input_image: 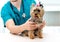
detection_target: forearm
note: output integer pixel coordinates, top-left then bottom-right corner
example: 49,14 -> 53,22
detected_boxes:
5,19 -> 26,34
7,25 -> 25,34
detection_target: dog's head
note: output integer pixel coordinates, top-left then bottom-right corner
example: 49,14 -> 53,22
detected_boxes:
30,3 -> 44,19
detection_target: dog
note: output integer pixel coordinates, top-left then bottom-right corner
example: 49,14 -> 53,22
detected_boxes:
20,3 -> 44,39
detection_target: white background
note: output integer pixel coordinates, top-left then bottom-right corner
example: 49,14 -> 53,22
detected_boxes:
35,0 -> 60,5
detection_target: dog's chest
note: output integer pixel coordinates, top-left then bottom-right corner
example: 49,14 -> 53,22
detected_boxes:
31,17 -> 43,24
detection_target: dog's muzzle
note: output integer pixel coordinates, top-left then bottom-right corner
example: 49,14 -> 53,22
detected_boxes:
34,9 -> 41,18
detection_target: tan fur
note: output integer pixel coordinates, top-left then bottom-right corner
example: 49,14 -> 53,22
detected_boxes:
29,4 -> 44,39
20,4 -> 44,39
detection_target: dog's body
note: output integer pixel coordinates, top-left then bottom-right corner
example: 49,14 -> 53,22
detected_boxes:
20,3 -> 44,39
28,4 -> 44,39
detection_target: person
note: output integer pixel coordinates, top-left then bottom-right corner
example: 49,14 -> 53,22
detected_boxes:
1,0 -> 45,35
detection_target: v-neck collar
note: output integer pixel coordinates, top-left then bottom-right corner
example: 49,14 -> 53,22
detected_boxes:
10,1 -> 23,15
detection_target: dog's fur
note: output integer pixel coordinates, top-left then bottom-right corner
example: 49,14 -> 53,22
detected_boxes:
20,3 -> 44,39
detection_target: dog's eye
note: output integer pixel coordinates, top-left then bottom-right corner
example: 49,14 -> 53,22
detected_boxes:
12,0 -> 17,2
37,10 -> 40,12
34,10 -> 36,12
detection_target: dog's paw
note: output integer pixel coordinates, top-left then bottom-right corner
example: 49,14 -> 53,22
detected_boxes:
29,33 -> 35,39
28,31 -> 35,39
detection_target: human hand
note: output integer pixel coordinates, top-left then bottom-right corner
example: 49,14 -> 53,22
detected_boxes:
23,20 -> 37,31
37,20 -> 46,29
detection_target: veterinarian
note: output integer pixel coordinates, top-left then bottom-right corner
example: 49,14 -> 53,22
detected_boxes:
1,0 -> 45,34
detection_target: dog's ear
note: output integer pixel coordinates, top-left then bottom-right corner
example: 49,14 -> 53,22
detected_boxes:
40,4 -> 43,8
36,3 -> 43,8
40,9 -> 44,17
38,2 -> 44,8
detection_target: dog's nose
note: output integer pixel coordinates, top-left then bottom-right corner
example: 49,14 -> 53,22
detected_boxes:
35,13 -> 37,15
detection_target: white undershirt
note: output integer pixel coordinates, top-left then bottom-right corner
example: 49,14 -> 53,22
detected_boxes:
10,0 -> 21,12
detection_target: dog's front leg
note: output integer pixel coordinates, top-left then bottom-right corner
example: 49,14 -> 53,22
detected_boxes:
28,30 -> 35,39
36,29 -> 43,38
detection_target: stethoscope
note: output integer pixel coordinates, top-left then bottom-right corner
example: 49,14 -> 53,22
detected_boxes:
22,0 -> 26,18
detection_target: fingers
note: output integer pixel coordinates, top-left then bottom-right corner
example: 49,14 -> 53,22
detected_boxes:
40,20 -> 46,25
42,20 -> 46,25
28,21 -> 36,25
37,20 -> 46,29
29,24 -> 37,30
30,25 -> 37,28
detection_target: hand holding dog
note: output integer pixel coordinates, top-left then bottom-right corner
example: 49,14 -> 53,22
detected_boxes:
23,20 -> 38,31
37,20 -> 45,29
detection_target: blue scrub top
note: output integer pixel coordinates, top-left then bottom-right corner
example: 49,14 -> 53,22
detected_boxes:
1,0 -> 36,26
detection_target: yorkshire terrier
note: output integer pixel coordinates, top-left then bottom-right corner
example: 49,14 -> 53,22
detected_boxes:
20,3 -> 44,39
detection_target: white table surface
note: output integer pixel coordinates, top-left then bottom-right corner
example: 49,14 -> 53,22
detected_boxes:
0,26 -> 60,42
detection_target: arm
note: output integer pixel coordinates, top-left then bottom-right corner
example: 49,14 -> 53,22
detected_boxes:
6,19 -> 25,34
6,19 -> 37,34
